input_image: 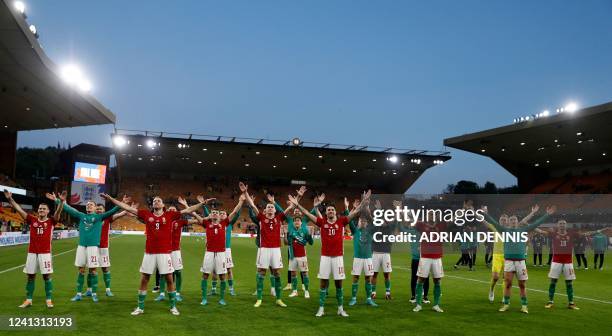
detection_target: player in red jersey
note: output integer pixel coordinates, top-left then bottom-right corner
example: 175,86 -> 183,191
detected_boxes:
289,190 -> 370,317
4,190 -> 64,308
83,204 -> 131,298
413,220 -> 448,313
241,182 -> 294,308
536,220 -> 610,310
153,203 -> 199,303
190,195 -> 243,306
101,193 -> 211,316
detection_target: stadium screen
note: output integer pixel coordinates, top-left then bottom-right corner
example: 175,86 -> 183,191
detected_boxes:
73,162 -> 107,184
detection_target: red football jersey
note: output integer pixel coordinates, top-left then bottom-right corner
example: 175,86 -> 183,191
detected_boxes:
26,214 -> 55,254
416,222 -> 447,259
204,218 -> 229,252
315,216 -> 349,257
171,219 -> 188,251
551,230 -> 580,264
99,218 -> 111,248
138,209 -> 181,254
292,240 -> 306,258
257,212 -> 286,248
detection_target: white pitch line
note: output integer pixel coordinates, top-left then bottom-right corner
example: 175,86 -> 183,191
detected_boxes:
0,236 -> 121,275
394,266 -> 612,305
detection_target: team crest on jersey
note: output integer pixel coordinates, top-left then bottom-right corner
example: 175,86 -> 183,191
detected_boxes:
324,224 -> 329,228
148,217 -> 154,223
33,223 -> 38,228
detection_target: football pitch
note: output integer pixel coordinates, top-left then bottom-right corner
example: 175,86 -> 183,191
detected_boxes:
1,235 -> 611,336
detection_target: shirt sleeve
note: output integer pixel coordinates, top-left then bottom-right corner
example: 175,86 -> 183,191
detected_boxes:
315,217 -> 324,228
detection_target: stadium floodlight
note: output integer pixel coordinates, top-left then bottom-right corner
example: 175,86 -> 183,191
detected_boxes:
520,142 -> 526,146
146,139 -> 157,148
292,137 -> 301,146
61,64 -> 93,92
28,24 -> 38,38
302,166 -> 307,170
113,136 -> 127,147
388,155 -> 398,163
14,1 -> 25,15
542,110 -> 550,117
576,132 -> 582,136
565,102 -> 578,113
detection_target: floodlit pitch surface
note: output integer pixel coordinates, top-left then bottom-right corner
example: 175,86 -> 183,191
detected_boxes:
1,236 -> 611,336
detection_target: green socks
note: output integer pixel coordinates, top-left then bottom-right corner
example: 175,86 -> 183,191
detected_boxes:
520,296 -> 528,305
385,279 -> 391,292
26,279 -> 35,300
76,273 -> 85,293
565,280 -> 574,302
503,296 -> 510,304
548,279 -> 557,301
44,279 -> 53,300
228,279 -> 234,289
274,276 -> 282,299
220,281 -> 226,300
433,282 -> 441,306
256,274 -> 264,300
159,277 -> 166,294
211,280 -> 217,291
168,291 -> 177,308
335,287 -> 344,307
174,270 -> 182,293
201,279 -> 208,300
415,282 -> 423,305
138,290 -> 146,309
365,282 -> 373,299
351,282 -> 358,299
372,284 -> 377,294
87,273 -> 92,289
303,276 -> 309,291
292,277 -> 298,291
319,287 -> 327,307
269,275 -> 275,289
90,273 -> 98,294
103,272 -> 111,289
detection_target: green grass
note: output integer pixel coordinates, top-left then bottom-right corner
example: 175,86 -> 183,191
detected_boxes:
1,235 -> 611,336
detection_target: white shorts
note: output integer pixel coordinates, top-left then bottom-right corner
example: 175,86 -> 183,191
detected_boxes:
139,253 -> 174,275
225,248 -> 234,269
99,248 -> 111,268
318,256 -> 345,280
201,251 -> 227,275
75,246 -> 100,268
372,252 -> 392,273
504,260 -> 528,281
256,247 -> 283,270
548,262 -> 576,280
23,253 -> 53,274
351,258 -> 374,276
288,256 -> 309,272
416,258 -> 444,278
171,250 -> 183,270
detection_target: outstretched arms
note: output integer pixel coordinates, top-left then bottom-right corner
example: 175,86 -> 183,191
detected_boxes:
100,193 -> 138,215
288,195 -> 318,224
4,189 -> 28,219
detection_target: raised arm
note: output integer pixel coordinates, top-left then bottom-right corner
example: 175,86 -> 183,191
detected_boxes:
181,195 -> 214,214
519,205 -> 539,226
4,190 -> 28,219
346,190 -> 371,222
525,206 -> 556,231
243,190 -> 259,216
288,195 -> 318,224
227,196 -> 244,221
52,191 -> 66,221
100,193 -> 138,215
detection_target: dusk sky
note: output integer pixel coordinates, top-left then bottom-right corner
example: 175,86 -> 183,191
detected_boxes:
16,0 -> 612,193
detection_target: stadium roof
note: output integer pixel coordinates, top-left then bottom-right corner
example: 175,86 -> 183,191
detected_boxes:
0,0 -> 115,131
444,101 -> 612,188
112,129 -> 451,193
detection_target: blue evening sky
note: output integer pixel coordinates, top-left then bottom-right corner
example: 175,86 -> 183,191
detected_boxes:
16,0 -> 612,193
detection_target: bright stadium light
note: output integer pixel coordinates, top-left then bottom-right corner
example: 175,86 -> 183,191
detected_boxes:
542,110 -> 550,117
146,139 -> 157,148
61,64 -> 93,93
113,136 -> 127,147
292,137 -> 301,146
565,102 -> 578,113
28,24 -> 38,38
14,1 -> 25,15
388,155 -> 398,163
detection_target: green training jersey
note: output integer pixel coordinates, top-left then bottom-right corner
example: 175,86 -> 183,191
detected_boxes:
58,200 -> 119,247
487,213 -> 549,260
